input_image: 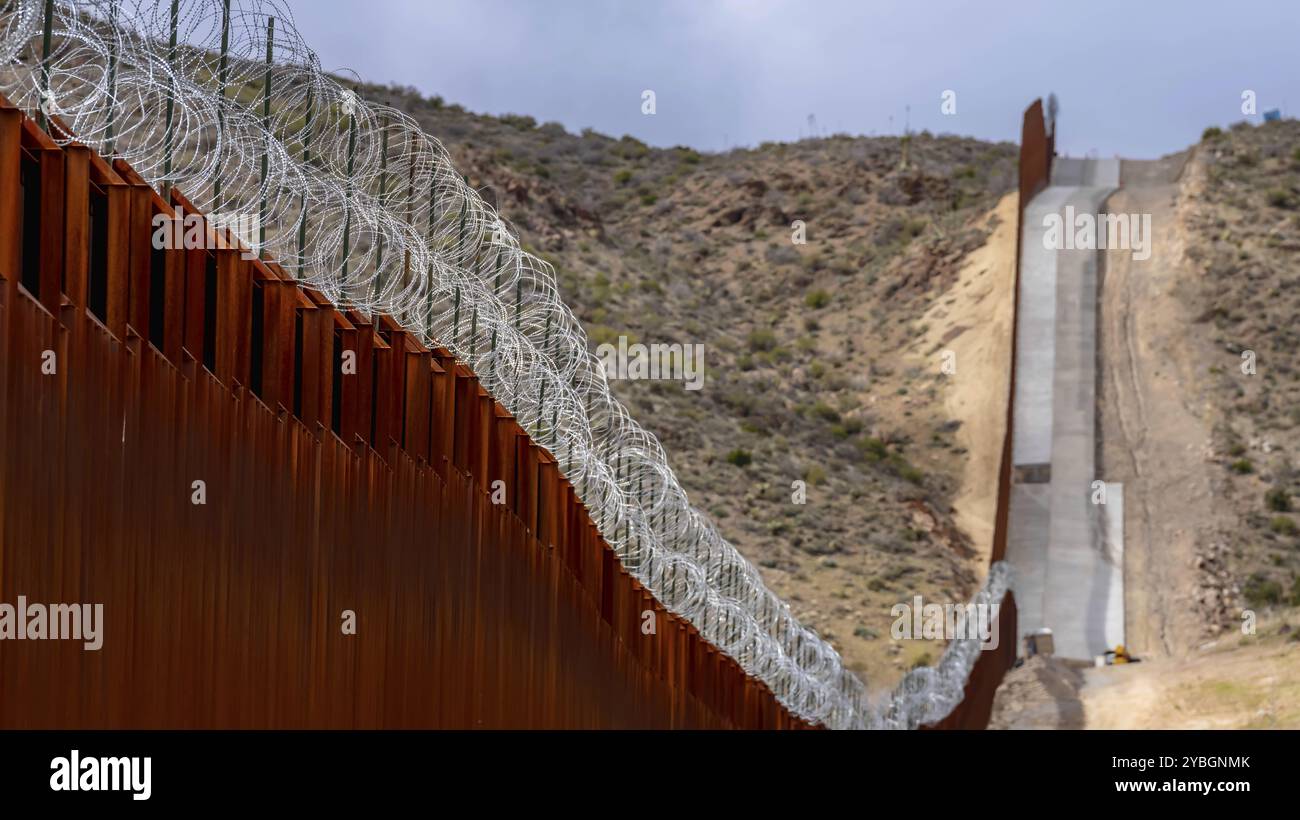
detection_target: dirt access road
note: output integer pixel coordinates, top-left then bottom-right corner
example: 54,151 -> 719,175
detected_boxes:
1097,152 -> 1229,659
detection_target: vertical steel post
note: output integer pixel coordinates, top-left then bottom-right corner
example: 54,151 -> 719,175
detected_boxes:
259,16 -> 274,257
212,0 -> 230,202
105,1 -> 120,154
38,0 -> 54,129
296,84 -> 312,278
162,0 -> 178,194
340,103 -> 357,280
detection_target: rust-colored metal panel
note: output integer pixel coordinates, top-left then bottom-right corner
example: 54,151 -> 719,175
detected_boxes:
62,145 -> 90,310
0,106 -> 21,291
182,244 -> 209,364
403,349 -> 431,459
538,457 -> 558,547
83,151 -> 130,337
159,237 -> 184,362
0,105 -> 811,730
451,368 -> 474,473
489,406 -> 517,516
515,432 -> 539,536
431,349 -> 456,472
338,323 -> 374,445
215,249 -> 251,386
473,388 -> 492,488
260,280 -> 296,411
37,144 -> 65,314
297,304 -> 334,432
373,330 -> 406,452
103,180 -> 131,339
121,172 -> 154,339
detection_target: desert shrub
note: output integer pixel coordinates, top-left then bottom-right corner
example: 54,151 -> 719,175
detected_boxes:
805,289 -> 832,309
1244,573 -> 1283,607
725,448 -> 753,468
890,455 -> 924,484
1266,486 -> 1292,512
1270,516 -> 1297,536
765,346 -> 793,364
860,437 -> 888,461
747,328 -> 777,352
1267,188 -> 1295,209
500,113 -> 537,131
828,418 -> 864,440
721,388 -> 756,416
812,401 -> 840,422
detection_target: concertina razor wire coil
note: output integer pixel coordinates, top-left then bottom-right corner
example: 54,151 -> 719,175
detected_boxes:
0,0 -> 1015,729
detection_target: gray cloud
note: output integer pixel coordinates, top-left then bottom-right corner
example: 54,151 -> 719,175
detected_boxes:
283,0 -> 1300,158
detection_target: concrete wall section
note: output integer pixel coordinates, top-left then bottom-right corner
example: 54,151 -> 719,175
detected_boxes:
1007,158 -> 1125,662
1012,185 -> 1071,468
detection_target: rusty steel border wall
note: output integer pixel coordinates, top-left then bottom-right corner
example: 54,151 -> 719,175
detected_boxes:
922,99 -> 1051,730
0,95 -> 812,729
0,92 -> 1050,731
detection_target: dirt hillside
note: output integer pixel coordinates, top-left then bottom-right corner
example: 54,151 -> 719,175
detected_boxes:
354,80 -> 1020,686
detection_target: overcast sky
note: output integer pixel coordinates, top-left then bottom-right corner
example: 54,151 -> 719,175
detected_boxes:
281,0 -> 1300,159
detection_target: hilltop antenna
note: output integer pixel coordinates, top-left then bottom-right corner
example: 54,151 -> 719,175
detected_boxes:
899,105 -> 912,171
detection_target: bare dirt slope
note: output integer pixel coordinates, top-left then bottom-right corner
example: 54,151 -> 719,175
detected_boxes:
1081,625 -> 1300,729
992,614 -> 1300,729
1102,122 -> 1300,659
918,192 -> 1018,567
988,655 -> 1087,730
1098,151 -> 1226,659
